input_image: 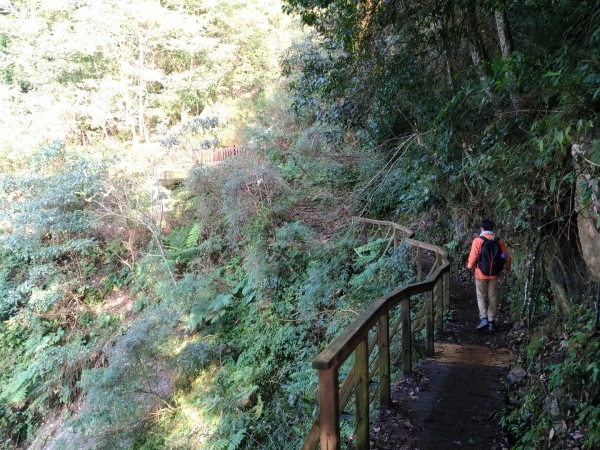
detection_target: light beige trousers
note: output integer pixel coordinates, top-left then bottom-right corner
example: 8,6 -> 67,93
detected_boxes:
475,278 -> 499,321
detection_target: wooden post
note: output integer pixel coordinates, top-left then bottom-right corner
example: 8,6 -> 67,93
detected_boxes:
416,246 -> 422,281
436,278 -> 444,333
355,339 -> 369,450
378,313 -> 390,406
319,368 -> 340,450
444,271 -> 450,316
393,227 -> 398,250
401,297 -> 411,375
425,291 -> 434,357
435,251 -> 442,270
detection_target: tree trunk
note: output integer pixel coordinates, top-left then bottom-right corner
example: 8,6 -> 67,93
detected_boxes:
468,3 -> 493,100
126,93 -> 138,143
138,32 -> 148,143
494,2 -> 520,109
573,123 -> 600,282
470,45 -> 493,100
181,103 -> 188,123
494,4 -> 514,56
544,152 -> 589,313
546,231 -> 587,315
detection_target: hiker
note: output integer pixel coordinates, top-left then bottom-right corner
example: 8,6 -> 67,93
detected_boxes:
467,220 -> 511,331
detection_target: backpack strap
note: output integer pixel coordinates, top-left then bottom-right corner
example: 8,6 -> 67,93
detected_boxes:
479,235 -> 501,242
476,236 -> 487,263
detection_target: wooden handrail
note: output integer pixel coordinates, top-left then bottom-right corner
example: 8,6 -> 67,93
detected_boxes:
301,218 -> 451,450
311,271 -> 445,371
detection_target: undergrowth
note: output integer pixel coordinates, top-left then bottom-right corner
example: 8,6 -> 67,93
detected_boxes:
0,92 -> 422,449
502,290 -> 600,450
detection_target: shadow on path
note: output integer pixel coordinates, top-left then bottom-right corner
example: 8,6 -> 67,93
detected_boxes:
371,274 -> 514,450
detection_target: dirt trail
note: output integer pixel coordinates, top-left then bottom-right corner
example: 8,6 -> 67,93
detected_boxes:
371,274 -> 514,450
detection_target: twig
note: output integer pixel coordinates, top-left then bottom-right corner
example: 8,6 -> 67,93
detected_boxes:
357,134 -> 420,217
277,309 -> 360,323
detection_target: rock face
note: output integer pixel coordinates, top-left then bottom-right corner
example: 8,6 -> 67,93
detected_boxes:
578,199 -> 600,282
573,125 -> 600,282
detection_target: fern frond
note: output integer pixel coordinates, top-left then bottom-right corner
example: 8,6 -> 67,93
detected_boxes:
1,369 -> 35,404
354,237 -> 389,266
228,428 -> 246,450
185,223 -> 201,248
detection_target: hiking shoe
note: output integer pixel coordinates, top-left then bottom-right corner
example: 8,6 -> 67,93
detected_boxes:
476,318 -> 489,330
488,321 -> 496,331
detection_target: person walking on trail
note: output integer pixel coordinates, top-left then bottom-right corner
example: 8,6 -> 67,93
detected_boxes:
467,220 -> 511,331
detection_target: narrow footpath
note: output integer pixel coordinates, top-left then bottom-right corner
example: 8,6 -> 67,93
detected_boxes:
371,273 -> 514,450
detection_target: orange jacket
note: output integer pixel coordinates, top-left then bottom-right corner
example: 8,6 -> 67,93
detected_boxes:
467,232 -> 511,279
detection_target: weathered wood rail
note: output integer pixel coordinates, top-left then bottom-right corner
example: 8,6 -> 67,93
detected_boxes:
167,147 -> 245,166
302,217 -> 450,450
158,147 -> 247,185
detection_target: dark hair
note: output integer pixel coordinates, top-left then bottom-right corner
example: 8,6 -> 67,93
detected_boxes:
480,220 -> 494,231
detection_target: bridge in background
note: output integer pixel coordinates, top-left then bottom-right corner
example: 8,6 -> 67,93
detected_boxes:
159,147 -> 246,184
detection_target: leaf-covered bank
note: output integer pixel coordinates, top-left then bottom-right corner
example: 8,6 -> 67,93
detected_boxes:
0,87 -> 418,448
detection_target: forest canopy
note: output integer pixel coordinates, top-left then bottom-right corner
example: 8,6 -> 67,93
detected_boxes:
0,0 -> 288,157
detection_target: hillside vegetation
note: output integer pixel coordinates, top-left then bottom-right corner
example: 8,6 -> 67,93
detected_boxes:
0,0 -> 599,449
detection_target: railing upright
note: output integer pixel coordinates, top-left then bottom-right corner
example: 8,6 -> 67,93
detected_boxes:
425,290 -> 434,357
436,276 -> 444,333
416,245 -> 422,280
355,339 -> 369,449
401,295 -> 412,375
318,368 -> 339,450
377,312 -> 390,406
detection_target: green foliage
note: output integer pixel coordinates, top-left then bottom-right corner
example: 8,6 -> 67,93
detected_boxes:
0,141 -> 101,262
164,224 -> 202,267
176,340 -> 216,375
281,0 -> 600,237
189,293 -> 234,327
0,142 -> 103,315
0,143 -> 123,447
74,309 -> 178,447
90,121 -> 415,448
503,301 -> 600,449
0,2 -> 323,449
159,116 -> 220,150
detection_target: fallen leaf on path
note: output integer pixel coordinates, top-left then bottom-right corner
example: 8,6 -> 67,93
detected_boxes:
549,428 -> 555,440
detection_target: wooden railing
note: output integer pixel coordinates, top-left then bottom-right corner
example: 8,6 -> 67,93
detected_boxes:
301,217 -> 450,450
167,147 -> 245,165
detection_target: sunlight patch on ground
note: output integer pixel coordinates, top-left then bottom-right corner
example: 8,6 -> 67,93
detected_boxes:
431,342 -> 515,368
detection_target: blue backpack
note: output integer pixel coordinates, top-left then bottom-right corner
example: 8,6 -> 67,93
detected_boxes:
477,236 -> 506,276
